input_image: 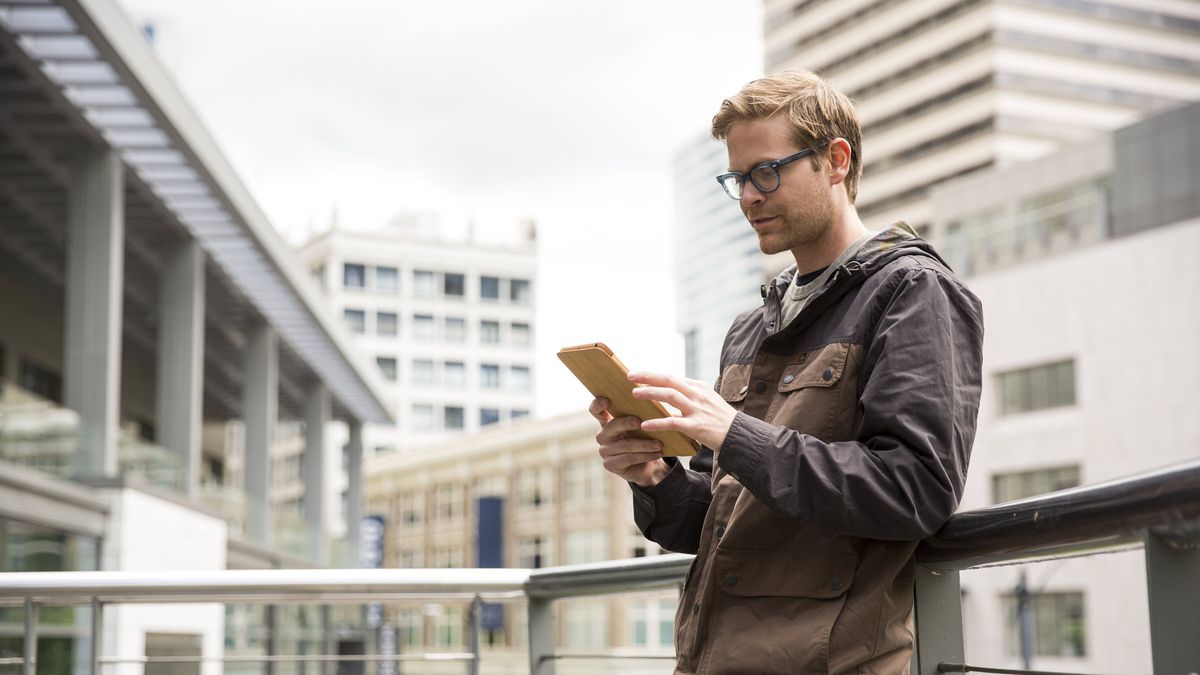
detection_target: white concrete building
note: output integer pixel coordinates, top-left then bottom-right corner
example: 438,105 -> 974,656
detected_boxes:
926,101 -> 1200,673
298,224 -> 538,455
0,0 -> 392,669
764,0 -> 1200,232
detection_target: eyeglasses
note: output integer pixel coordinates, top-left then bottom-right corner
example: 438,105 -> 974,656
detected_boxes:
715,143 -> 827,200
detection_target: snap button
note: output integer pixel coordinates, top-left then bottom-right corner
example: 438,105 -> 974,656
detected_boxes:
822,368 -> 833,381
725,575 -> 738,587
754,380 -> 767,393
715,525 -> 726,538
737,385 -> 749,395
831,578 -> 843,591
782,374 -> 795,384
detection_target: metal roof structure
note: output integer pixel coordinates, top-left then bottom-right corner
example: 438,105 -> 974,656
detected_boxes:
0,0 -> 393,424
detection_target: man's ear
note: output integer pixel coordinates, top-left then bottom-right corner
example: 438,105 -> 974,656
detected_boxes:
828,138 -> 853,187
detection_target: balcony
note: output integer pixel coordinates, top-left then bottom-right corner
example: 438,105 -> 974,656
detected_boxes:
1,458 -> 1198,674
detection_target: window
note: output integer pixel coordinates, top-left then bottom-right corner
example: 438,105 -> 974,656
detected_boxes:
343,263 -> 365,289
432,483 -> 464,521
998,360 -> 1076,415
480,320 -> 501,344
480,408 -> 501,426
444,405 -> 464,430
432,546 -> 464,569
563,458 -> 606,505
631,598 -> 677,648
509,365 -> 531,391
397,492 -> 422,526
413,314 -> 435,341
443,361 -> 465,388
432,606 -> 463,649
516,535 -> 555,568
443,272 -> 465,298
376,311 -> 398,336
412,359 -> 434,386
1005,591 -> 1086,658
413,270 -> 436,297
396,607 -> 423,649
396,548 -> 423,568
517,466 -> 555,509
565,529 -> 609,565
510,278 -> 531,304
993,466 -> 1080,503
563,600 -> 608,649
375,265 -> 398,293
480,364 -> 501,389
511,322 -> 531,347
412,404 -> 435,431
480,275 -> 500,300
444,317 -> 466,342
376,356 -> 397,381
18,357 -> 62,403
343,308 -> 366,334
510,409 -> 530,421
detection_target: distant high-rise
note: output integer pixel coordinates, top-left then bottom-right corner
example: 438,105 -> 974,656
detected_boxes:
299,221 -> 538,455
764,0 -> 1200,232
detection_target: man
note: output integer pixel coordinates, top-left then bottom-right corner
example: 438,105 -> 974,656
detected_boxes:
589,70 -> 984,673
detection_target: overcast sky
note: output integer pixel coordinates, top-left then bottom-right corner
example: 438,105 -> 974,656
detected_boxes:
116,0 -> 763,418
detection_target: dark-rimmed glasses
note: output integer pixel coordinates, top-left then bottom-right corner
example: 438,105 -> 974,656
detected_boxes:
715,143 -> 827,200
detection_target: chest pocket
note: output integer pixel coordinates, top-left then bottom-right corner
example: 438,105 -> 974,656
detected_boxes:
769,342 -> 853,440
717,364 -> 753,410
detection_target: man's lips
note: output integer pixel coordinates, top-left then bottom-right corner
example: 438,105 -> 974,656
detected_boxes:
750,215 -> 777,229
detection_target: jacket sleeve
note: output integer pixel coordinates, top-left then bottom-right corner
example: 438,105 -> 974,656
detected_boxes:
716,264 -> 984,540
629,438 -> 714,555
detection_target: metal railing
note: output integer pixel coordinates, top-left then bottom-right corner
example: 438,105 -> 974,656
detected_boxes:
2,459 -> 1198,675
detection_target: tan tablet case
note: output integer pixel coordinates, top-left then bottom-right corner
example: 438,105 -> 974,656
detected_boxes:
557,342 -> 698,457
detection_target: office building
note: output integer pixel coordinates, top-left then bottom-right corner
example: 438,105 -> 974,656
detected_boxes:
764,0 -> 1200,232
0,0 -> 391,669
926,101 -> 1200,672
298,222 -> 537,455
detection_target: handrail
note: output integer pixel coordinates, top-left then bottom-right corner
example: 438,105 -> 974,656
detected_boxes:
917,457 -> 1200,569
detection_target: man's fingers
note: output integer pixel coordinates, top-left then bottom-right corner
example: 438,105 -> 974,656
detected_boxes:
588,397 -> 612,423
602,451 -> 663,472
631,385 -> 692,413
629,371 -> 690,393
595,416 -> 645,445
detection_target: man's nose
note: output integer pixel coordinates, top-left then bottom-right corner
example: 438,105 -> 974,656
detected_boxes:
740,181 -> 766,208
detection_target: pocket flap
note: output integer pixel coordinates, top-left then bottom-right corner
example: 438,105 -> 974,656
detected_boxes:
778,342 -> 850,392
715,548 -> 855,599
718,364 -> 753,402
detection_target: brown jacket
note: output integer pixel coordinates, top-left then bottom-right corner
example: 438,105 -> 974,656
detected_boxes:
632,224 -> 984,674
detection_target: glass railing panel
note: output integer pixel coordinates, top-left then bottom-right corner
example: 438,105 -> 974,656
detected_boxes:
198,481 -> 249,537
0,378 -> 83,480
116,433 -> 185,492
273,509 -> 307,559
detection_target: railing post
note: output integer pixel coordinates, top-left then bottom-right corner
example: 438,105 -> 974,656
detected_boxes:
467,595 -> 481,675
527,596 -> 555,675
1144,529 -> 1200,673
91,597 -> 102,675
23,598 -> 37,675
913,567 -> 964,675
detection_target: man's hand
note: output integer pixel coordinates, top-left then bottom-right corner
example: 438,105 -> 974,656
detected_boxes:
589,397 -> 670,488
629,372 -> 737,451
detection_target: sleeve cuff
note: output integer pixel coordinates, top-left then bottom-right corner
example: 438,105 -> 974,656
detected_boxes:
717,411 -> 773,486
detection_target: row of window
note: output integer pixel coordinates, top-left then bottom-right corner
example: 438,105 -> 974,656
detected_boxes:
391,458 -> 609,530
374,358 -> 531,391
405,404 -> 530,431
341,263 -> 532,303
345,310 -> 532,346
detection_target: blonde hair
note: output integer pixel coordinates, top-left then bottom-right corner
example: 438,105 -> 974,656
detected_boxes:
711,70 -> 863,203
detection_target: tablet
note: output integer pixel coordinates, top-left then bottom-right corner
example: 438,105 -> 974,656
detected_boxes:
557,342 -> 698,457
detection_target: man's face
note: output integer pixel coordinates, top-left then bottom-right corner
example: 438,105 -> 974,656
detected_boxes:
725,116 -> 834,257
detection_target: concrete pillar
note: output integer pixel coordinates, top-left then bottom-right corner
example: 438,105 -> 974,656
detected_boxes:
346,420 -> 364,568
243,321 -> 277,546
64,148 -> 124,477
303,382 -> 330,565
156,239 -> 206,497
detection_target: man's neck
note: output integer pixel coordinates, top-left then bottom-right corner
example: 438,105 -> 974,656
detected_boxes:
791,207 -> 870,276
